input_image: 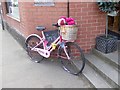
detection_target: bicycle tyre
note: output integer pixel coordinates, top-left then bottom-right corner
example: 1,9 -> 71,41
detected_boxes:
25,35 -> 44,63
58,42 -> 85,75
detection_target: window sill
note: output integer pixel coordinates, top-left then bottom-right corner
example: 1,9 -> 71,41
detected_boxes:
6,14 -> 20,22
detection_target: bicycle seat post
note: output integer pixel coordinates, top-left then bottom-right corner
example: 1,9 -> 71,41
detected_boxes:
42,31 -> 46,39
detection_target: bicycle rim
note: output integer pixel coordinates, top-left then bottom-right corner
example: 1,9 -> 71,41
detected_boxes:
25,36 -> 43,63
58,42 -> 85,75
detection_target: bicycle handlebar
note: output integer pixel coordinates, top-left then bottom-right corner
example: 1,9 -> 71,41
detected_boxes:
52,23 -> 60,27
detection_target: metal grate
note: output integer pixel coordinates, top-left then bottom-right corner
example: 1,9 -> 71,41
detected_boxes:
96,35 -> 118,53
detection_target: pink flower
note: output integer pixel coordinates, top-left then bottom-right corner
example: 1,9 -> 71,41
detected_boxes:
58,16 -> 76,26
67,21 -> 75,25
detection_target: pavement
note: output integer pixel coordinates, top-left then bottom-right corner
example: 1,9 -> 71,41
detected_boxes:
1,24 -> 92,88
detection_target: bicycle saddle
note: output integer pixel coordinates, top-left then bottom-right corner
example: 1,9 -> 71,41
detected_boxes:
36,26 -> 46,31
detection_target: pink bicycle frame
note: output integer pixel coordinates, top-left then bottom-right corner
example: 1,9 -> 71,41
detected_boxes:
26,30 -> 70,59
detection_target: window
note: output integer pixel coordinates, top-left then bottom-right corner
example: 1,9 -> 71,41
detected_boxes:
6,0 -> 20,19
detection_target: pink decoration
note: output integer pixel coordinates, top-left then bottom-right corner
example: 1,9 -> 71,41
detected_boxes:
58,16 -> 76,26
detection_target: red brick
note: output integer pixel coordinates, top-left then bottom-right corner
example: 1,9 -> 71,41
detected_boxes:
87,3 -> 97,8
76,3 -> 88,8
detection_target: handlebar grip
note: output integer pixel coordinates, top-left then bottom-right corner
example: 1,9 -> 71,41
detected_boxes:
52,23 -> 60,27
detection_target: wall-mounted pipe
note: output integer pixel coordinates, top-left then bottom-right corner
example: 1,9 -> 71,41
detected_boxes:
67,0 -> 69,18
0,3 -> 5,30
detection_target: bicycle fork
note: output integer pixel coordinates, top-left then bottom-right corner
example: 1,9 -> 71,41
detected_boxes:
64,47 -> 71,60
58,43 -> 71,60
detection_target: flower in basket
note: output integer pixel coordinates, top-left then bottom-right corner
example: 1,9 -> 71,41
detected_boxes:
58,16 -> 76,26
66,18 -> 76,25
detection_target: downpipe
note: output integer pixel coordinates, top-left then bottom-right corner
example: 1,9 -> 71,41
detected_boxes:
0,6 -> 5,30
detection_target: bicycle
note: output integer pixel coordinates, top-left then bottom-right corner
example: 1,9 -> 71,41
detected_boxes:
25,24 -> 86,75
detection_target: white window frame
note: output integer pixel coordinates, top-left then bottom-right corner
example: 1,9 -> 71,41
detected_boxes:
6,0 -> 20,20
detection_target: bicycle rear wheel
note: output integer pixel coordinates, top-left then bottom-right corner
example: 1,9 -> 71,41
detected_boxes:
25,35 -> 44,63
58,42 -> 85,75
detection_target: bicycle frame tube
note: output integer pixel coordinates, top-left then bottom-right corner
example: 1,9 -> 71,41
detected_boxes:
41,31 -> 47,50
31,40 -> 43,50
33,47 -> 50,58
64,46 -> 71,60
48,36 -> 61,52
31,38 -> 51,58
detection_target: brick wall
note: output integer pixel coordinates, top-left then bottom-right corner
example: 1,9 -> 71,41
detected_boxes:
2,2 -> 68,36
70,2 -> 106,52
19,2 -> 68,37
2,2 -> 106,53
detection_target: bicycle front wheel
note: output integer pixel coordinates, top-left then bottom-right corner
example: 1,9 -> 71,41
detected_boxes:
25,35 -> 44,63
58,42 -> 85,75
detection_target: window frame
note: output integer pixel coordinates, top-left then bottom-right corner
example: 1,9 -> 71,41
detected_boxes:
5,0 -> 20,21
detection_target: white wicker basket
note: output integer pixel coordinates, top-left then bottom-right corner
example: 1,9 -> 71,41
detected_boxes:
59,25 -> 78,41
